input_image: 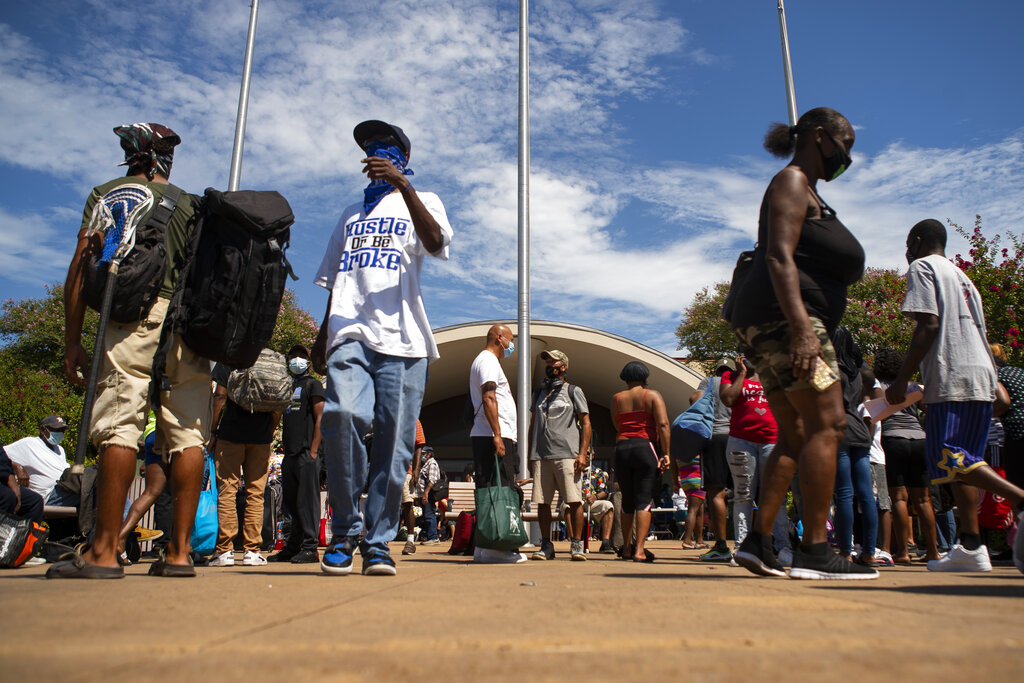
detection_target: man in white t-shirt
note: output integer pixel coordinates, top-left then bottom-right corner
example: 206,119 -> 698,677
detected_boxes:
887,218 -> 1024,574
311,120 -> 453,577
469,324 -> 526,563
5,415 -> 74,505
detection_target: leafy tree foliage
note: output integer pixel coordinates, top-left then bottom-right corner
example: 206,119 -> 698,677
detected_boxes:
674,282 -> 735,362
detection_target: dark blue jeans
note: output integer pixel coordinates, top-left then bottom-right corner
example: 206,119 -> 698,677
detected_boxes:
421,496 -> 438,541
834,444 -> 877,556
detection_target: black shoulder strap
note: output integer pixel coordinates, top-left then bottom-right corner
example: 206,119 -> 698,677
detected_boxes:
149,186 -> 181,233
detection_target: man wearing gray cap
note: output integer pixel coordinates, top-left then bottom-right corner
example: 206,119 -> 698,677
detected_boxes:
312,120 -> 453,577
5,416 -> 74,505
529,350 -> 592,561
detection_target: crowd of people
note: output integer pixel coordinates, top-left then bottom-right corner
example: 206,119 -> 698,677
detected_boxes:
1,110 -> 1021,582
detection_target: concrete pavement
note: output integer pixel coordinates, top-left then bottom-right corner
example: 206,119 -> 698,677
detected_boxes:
2,540 -> 1022,682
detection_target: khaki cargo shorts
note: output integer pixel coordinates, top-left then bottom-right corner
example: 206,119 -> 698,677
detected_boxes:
90,297 -> 212,457
531,458 -> 582,505
732,316 -> 839,395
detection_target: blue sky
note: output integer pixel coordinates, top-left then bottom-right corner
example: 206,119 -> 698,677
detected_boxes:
2,0 -> 1022,354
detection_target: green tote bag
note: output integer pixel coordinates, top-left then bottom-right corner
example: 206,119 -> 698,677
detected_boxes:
473,454 -> 528,551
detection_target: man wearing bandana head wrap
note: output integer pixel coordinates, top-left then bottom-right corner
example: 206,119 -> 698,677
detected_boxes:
49,123 -> 212,579
312,120 -> 454,576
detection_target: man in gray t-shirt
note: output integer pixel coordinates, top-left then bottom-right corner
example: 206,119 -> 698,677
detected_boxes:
528,350 -> 591,561
887,218 -> 1023,574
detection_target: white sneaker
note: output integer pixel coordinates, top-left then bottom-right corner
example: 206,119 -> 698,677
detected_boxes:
23,556 -> 46,566
927,544 -> 991,572
777,547 -> 793,567
243,550 -> 267,566
473,547 -> 527,564
209,551 -> 235,567
1013,511 -> 1024,575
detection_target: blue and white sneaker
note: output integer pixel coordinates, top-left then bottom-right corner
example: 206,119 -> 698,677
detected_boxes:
321,537 -> 356,575
362,550 -> 397,576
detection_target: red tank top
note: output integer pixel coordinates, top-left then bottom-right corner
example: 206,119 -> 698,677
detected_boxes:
615,391 -> 657,441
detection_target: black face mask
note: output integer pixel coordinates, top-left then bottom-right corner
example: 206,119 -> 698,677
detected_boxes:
819,130 -> 852,182
544,365 -> 562,380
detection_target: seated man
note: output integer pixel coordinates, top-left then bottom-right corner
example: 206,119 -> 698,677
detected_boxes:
0,444 -> 44,525
565,463 -> 615,553
4,416 -> 75,506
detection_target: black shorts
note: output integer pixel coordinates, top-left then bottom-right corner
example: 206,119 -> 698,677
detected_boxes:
700,433 -> 731,491
614,438 -> 660,513
882,436 -> 929,489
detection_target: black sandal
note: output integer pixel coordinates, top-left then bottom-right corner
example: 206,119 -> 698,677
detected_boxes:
148,549 -> 196,577
45,544 -> 124,580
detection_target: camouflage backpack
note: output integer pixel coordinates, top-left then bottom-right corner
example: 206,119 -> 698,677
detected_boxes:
226,348 -> 292,413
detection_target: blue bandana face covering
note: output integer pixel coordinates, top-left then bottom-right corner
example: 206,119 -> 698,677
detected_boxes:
363,141 -> 414,215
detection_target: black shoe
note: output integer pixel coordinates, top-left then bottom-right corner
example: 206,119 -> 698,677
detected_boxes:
734,531 -> 786,578
598,539 -> 615,554
531,539 -> 555,561
290,549 -> 319,564
268,549 -> 297,563
790,544 -> 879,580
362,550 -> 397,576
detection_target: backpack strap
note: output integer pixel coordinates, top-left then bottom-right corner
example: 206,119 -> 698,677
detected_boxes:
150,186 -> 181,234
149,192 -> 201,409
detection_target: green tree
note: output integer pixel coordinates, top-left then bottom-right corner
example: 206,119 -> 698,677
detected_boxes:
950,216 -> 1023,365
675,282 -> 735,362
268,288 -> 320,355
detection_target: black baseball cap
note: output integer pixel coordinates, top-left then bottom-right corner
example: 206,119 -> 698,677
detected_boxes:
40,415 -> 68,431
353,120 -> 411,159
288,344 -> 310,359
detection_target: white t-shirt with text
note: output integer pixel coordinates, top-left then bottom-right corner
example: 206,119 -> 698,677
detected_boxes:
314,191 -> 452,362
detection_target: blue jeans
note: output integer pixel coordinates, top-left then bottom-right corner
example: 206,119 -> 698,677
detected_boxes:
726,436 -> 791,551
834,444 -> 877,556
421,496 -> 438,541
322,339 -> 428,555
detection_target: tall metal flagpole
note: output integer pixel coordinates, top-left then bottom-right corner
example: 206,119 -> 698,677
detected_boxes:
228,0 -> 260,191
516,0 -> 531,476
777,0 -> 798,126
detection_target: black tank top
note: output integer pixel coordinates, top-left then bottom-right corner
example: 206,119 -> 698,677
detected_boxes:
730,188 -> 864,334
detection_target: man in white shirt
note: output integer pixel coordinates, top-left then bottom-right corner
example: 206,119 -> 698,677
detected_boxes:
312,120 -> 452,577
887,218 -> 1024,573
5,415 -> 74,505
469,324 -> 526,563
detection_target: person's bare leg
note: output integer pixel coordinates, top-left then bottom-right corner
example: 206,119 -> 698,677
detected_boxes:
600,510 -> 613,541
908,487 -> 940,560
683,495 -> 703,544
877,509 -> 892,557
950,481 -> 981,537
706,488 -> 727,547
957,464 -> 1024,509
83,445 -> 138,568
538,504 -> 552,541
621,511 -> 634,552
117,461 -> 169,553
761,384 -> 845,545
890,486 -> 911,561
633,510 -> 652,559
402,502 -> 414,536
569,502 -> 584,541
165,446 -> 203,565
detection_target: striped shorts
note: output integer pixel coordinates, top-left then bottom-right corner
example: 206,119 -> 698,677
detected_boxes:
924,401 -> 993,484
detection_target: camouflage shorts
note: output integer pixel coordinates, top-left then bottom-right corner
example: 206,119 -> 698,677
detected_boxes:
732,317 -> 839,395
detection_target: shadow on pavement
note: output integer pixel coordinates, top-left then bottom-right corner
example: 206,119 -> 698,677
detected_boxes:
812,583 -> 1024,598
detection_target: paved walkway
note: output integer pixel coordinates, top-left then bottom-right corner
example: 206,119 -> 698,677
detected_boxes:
2,540 -> 1022,682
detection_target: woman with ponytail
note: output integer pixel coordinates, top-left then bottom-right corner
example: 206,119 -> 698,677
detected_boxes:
728,108 -> 875,580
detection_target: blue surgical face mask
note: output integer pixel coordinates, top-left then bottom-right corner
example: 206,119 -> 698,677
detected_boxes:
46,431 -> 65,447
503,340 -> 515,359
288,358 -> 309,375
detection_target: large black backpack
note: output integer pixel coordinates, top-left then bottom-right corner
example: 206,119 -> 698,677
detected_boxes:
176,188 -> 296,368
